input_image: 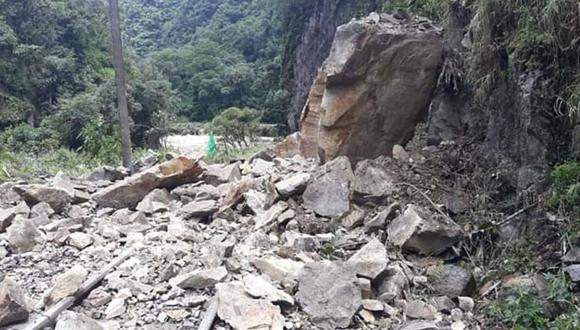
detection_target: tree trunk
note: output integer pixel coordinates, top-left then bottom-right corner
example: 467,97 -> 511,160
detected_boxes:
108,0 -> 133,171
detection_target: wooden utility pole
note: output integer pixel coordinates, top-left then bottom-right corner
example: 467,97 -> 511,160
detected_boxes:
108,0 -> 133,170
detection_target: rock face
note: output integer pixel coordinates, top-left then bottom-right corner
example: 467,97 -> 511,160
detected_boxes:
296,261 -> 362,329
0,278 -> 29,327
284,0 -> 386,130
387,205 -> 463,255
93,157 -> 203,209
284,13 -> 443,163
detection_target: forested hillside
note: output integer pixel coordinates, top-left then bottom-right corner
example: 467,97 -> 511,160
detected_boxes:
123,0 -> 289,123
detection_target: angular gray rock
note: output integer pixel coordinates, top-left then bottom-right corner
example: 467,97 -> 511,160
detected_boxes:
31,201 -> 55,218
181,200 -> 219,219
565,264 -> 580,282
0,278 -> 29,327
254,201 -> 288,229
352,158 -> 398,198
136,188 -> 173,214
203,162 -> 241,186
85,166 -> 129,182
46,265 -> 88,306
347,238 -> 388,280
0,207 -> 17,233
216,281 -> 284,330
275,173 -> 311,197
55,311 -> 104,330
406,300 -> 437,320
252,257 -> 305,282
93,157 -> 203,209
387,204 -> 463,255
428,265 -> 476,298
398,320 -> 439,330
376,265 -> 408,303
6,216 -> 45,253
169,267 -> 227,289
296,261 -> 362,330
303,157 -> 353,218
67,232 -> 93,250
13,184 -> 72,213
242,274 -> 294,305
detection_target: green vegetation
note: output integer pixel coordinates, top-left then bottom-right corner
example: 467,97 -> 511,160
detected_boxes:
211,107 -> 259,151
490,271 -> 580,329
383,0 -> 450,21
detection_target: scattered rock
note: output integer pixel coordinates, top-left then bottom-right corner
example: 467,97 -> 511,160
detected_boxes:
13,184 -> 72,213
6,216 -> 45,253
86,289 -> 112,307
398,320 -> 439,330
0,277 -> 29,327
564,264 -> 580,282
347,238 -> 388,280
428,265 -> 476,298
56,311 -> 105,330
169,267 -> 228,289
296,261 -> 362,330
243,274 -> 294,305
457,296 -> 474,312
47,265 -> 88,306
252,257 -> 304,282
216,281 -> 285,330
406,300 -> 437,320
203,163 -> 241,186
0,207 -> 17,232
341,208 -> 366,230
136,189 -> 173,214
387,204 -> 463,255
393,145 -> 410,163
93,156 -> 203,209
105,297 -> 126,319
376,265 -> 408,303
182,200 -> 219,219
67,232 -> 93,250
430,296 -> 455,314
275,173 -> 311,197
31,201 -> 55,218
303,157 -> 353,217
364,203 -> 399,233
352,158 -> 398,199
254,201 -> 288,229
362,299 -> 384,312
562,247 -> 580,263
85,166 -> 129,182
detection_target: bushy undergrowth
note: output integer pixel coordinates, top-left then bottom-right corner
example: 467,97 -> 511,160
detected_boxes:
490,272 -> 580,329
0,148 -> 98,180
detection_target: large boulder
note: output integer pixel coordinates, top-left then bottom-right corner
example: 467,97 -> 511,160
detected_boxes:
296,261 -> 362,329
0,278 -> 29,327
302,157 -> 354,218
55,311 -> 104,330
93,157 -> 203,209
387,204 -> 463,255
13,185 -> 72,213
280,13 -> 443,163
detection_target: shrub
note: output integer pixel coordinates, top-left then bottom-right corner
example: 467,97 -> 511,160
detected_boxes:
211,107 -> 259,152
77,119 -> 122,166
550,162 -> 580,208
0,123 -> 60,153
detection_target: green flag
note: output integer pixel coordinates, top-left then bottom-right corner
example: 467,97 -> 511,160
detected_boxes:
207,133 -> 218,157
